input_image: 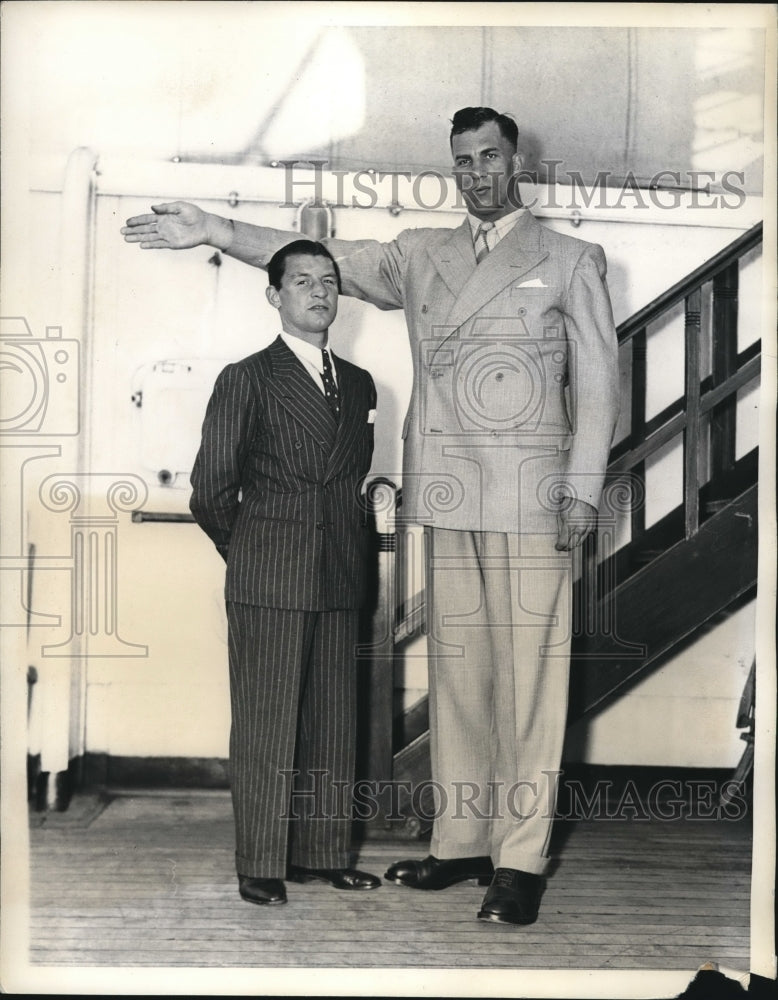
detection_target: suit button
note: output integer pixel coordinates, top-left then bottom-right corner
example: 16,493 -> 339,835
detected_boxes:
316,522 -> 326,530
294,441 -> 302,449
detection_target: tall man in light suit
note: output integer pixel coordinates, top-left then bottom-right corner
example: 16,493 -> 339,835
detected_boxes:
190,240 -> 380,905
124,107 -> 620,924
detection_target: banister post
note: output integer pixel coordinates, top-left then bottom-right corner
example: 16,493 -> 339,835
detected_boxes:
358,478 -> 399,799
629,328 -> 647,545
684,288 -> 702,538
711,261 -> 739,481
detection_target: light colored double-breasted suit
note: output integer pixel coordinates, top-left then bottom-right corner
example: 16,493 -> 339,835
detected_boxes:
227,211 -> 619,874
190,336 -> 376,878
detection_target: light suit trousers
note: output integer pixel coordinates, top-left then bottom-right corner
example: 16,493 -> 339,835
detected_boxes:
426,527 -> 572,876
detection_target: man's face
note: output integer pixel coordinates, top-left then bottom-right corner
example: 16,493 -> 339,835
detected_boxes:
451,122 -> 520,221
266,253 -> 339,343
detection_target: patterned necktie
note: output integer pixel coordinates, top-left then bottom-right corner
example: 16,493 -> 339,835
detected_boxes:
320,348 -> 340,420
474,221 -> 495,264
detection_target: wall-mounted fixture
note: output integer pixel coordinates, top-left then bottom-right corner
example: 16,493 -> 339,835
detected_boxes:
130,358 -> 230,488
295,199 -> 334,240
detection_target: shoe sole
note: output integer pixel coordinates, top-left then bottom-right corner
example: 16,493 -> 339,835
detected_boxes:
385,874 -> 493,889
289,873 -> 380,890
477,909 -> 537,925
239,893 -> 287,906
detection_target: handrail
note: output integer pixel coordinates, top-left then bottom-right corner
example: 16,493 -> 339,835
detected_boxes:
612,223 -> 762,485
608,347 -> 761,477
586,216 -> 764,642
617,222 -> 763,344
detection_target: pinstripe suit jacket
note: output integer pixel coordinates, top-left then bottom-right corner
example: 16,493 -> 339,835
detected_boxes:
229,211 -> 620,534
190,336 -> 376,610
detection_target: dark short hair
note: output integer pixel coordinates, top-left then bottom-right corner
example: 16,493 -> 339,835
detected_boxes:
450,107 -> 519,149
267,240 -> 341,292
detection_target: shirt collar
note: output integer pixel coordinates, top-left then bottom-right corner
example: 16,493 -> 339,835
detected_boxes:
467,206 -> 525,240
280,331 -> 331,371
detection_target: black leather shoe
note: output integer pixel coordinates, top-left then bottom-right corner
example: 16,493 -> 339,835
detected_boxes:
477,868 -> 544,924
384,854 -> 494,890
238,875 -> 287,905
287,864 -> 381,890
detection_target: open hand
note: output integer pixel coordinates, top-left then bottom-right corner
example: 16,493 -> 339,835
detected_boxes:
121,201 -> 212,249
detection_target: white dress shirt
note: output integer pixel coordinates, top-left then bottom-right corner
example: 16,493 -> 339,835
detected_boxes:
280,332 -> 337,394
467,206 -> 526,253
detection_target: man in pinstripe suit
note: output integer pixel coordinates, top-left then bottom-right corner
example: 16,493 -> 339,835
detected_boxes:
190,241 -> 381,905
124,107 -> 620,924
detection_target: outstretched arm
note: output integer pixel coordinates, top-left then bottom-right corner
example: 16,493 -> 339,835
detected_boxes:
122,201 -> 234,250
123,200 -> 412,308
121,201 -> 298,267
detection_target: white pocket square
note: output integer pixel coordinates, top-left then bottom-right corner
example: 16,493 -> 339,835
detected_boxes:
367,409 -> 377,424
515,278 -> 548,288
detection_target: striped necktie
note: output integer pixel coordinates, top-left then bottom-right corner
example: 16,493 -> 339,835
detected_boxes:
321,348 -> 340,420
474,221 -> 495,264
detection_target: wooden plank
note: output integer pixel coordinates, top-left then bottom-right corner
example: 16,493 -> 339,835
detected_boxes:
27,793 -> 751,971
607,411 -> 686,476
699,352 -> 760,415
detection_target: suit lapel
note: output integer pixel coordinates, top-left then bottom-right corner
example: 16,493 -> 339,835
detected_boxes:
426,222 -> 477,299
261,337 -> 338,449
431,212 -> 549,335
324,356 -> 365,482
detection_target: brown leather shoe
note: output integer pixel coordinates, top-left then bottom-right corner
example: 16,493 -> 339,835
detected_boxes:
477,868 -> 544,924
384,854 -> 494,889
238,875 -> 287,905
287,864 -> 381,890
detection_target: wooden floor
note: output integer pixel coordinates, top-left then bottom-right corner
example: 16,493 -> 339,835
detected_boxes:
28,790 -> 751,973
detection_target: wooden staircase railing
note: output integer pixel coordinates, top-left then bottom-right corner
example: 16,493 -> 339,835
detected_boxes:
359,222 -> 763,831
568,221 -> 762,712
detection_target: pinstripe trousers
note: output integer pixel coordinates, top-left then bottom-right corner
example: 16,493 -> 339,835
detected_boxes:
426,527 -> 572,876
227,602 -> 358,878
